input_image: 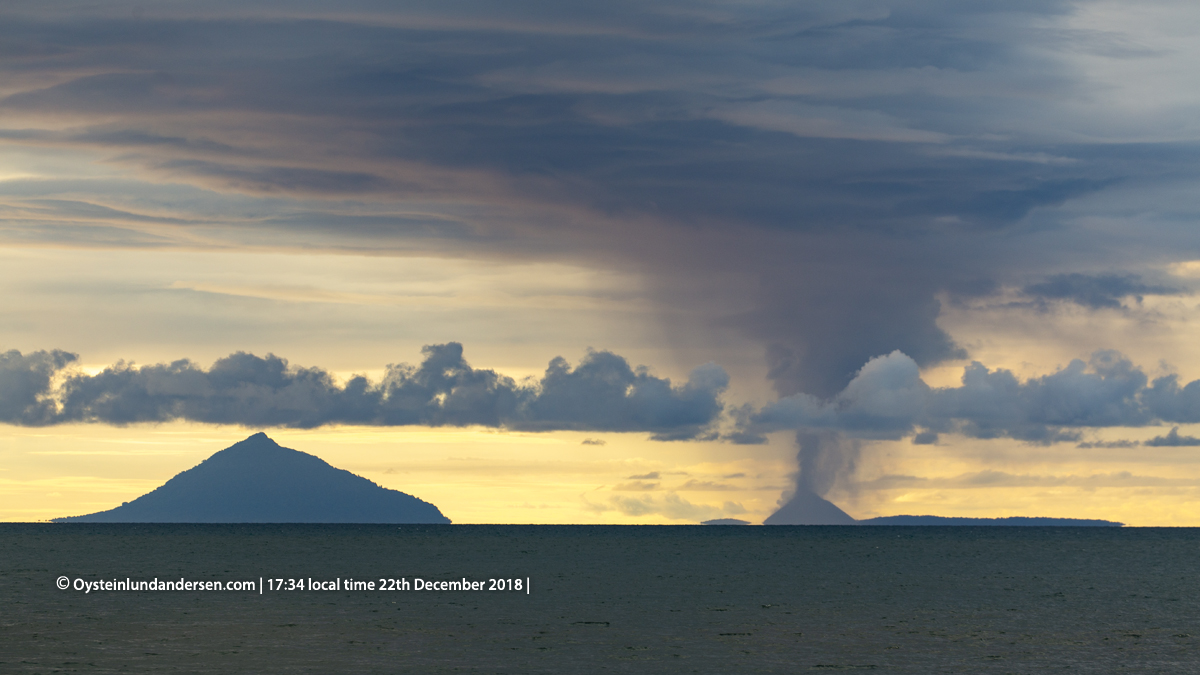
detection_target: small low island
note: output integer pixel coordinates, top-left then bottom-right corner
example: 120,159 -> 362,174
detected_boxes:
857,515 -> 1123,526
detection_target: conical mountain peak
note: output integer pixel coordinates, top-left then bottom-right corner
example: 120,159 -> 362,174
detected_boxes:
763,485 -> 856,525
55,434 -> 450,523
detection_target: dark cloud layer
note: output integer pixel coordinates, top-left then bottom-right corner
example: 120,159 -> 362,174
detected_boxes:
0,344 -> 727,439
4,1 -> 1198,400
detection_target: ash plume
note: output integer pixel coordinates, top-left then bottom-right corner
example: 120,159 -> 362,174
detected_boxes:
4,2 -> 1197,402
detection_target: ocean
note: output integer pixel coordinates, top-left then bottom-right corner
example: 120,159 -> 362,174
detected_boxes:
3,524 -> 1197,672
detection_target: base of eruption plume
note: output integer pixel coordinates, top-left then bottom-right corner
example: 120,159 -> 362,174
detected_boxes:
762,486 -> 856,525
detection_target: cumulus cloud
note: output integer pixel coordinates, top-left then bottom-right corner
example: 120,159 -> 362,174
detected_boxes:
746,348 -> 1200,510
0,343 -> 727,438
0,349 -> 77,425
520,354 -> 728,438
742,350 -> 1200,444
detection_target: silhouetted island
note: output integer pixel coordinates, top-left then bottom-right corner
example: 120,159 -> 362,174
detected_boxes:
762,486 -> 857,525
857,515 -> 1122,527
53,433 -> 450,523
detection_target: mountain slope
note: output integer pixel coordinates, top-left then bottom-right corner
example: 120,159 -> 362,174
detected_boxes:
762,486 -> 857,525
54,433 -> 450,523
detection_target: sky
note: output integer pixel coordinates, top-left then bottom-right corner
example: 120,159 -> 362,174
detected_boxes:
4,0 -> 1200,524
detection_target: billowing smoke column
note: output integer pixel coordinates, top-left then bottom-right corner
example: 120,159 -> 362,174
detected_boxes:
763,432 -> 857,525
793,431 -> 859,498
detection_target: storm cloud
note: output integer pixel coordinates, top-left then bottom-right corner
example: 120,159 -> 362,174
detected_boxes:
0,344 -> 727,438
5,1 -> 1200,400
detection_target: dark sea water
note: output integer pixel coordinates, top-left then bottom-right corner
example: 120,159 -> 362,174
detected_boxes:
3,524 -> 1198,673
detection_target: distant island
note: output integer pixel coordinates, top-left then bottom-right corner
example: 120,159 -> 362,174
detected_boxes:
858,515 -> 1123,527
54,432 -> 450,523
760,486 -> 1123,526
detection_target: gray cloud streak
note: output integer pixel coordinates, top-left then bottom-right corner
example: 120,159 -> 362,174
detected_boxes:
0,343 -> 727,438
857,470 -> 1200,491
1022,273 -> 1180,310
